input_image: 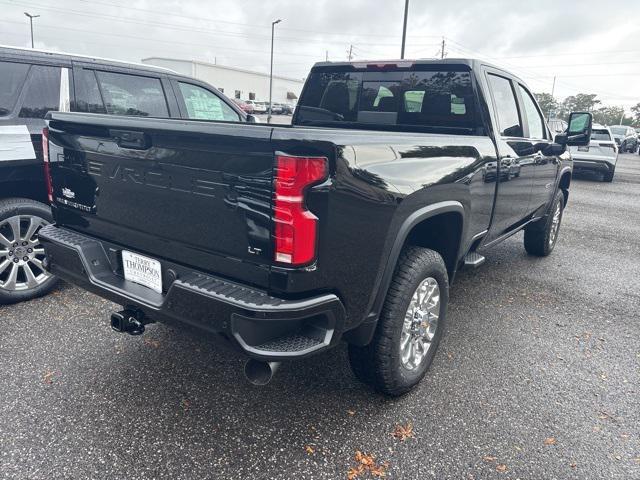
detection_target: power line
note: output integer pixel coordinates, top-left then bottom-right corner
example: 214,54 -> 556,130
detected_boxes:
1,1 -> 440,47
74,0 -> 444,39
444,41 -> 639,102
0,19 -> 327,58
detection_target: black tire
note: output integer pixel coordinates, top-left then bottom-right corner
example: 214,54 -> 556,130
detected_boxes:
524,189 -> 565,257
0,198 -> 58,304
348,247 -> 449,396
603,169 -> 615,182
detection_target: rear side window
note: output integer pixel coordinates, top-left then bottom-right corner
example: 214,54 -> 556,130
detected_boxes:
178,82 -> 240,122
591,129 -> 611,141
0,61 -> 30,116
19,65 -> 61,119
487,74 -> 522,137
518,85 -> 545,139
96,71 -> 168,117
296,68 -> 478,132
74,69 -> 106,114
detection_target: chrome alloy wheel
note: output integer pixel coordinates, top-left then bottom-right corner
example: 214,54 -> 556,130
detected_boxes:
0,215 -> 51,292
549,202 -> 562,248
400,277 -> 440,371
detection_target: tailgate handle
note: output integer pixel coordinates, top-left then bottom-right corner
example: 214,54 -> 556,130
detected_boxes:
110,129 -> 150,150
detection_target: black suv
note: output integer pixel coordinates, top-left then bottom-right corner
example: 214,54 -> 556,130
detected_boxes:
0,45 -> 249,304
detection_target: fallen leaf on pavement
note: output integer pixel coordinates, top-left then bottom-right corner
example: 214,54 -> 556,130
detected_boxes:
348,451 -> 388,479
43,370 -> 55,384
482,456 -> 497,462
570,462 -> 577,468
305,445 -> 315,455
347,410 -> 356,416
496,464 -> 507,473
544,437 -> 557,446
144,338 -> 160,348
391,423 -> 414,441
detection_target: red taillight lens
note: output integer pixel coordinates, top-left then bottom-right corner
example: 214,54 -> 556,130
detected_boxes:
42,127 -> 53,204
274,155 -> 327,265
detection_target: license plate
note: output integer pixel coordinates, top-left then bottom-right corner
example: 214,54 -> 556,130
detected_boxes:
578,146 -> 589,152
122,250 -> 162,293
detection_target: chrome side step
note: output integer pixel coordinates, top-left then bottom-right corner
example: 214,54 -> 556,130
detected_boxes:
464,252 -> 486,268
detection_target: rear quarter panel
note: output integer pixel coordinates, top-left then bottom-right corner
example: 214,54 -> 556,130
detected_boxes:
271,126 -> 498,329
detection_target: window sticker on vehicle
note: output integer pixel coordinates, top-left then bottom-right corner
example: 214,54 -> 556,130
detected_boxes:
451,95 -> 466,115
0,125 -> 36,162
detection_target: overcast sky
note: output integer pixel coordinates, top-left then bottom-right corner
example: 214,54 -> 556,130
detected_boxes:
2,0 -> 639,107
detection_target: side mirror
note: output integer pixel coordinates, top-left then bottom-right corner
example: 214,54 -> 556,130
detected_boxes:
246,114 -> 260,123
556,112 -> 592,147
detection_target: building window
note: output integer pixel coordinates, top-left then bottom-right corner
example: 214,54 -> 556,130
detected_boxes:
235,90 -> 241,99
249,92 -> 256,100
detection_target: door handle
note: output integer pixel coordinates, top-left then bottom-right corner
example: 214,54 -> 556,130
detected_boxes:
109,129 -> 151,150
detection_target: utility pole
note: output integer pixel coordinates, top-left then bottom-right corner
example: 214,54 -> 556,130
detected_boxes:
400,0 -> 409,59
24,12 -> 40,48
347,44 -> 353,62
440,37 -> 446,59
325,50 -> 329,62
268,18 -> 282,124
549,76 -> 556,120
619,109 -> 625,125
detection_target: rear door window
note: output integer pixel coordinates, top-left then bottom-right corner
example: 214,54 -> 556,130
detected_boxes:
0,61 -> 30,116
96,71 -> 168,117
74,69 -> 106,114
487,74 -> 522,137
19,65 -> 61,119
177,82 -> 240,122
296,68 -> 477,131
518,84 -> 546,139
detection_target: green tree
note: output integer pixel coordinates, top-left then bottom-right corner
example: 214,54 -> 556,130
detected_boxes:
631,102 -> 640,125
593,106 -> 626,126
534,92 -> 559,119
559,93 -> 601,119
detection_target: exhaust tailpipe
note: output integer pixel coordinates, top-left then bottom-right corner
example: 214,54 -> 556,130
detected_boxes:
244,359 -> 281,386
111,309 -> 146,335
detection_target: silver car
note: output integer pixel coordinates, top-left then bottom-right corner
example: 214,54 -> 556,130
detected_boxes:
609,125 -> 638,153
570,124 -> 618,182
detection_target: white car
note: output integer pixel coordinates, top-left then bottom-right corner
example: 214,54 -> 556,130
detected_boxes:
570,124 -> 618,182
245,100 -> 267,114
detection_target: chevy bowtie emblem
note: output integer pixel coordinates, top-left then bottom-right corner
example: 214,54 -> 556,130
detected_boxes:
62,187 -> 76,199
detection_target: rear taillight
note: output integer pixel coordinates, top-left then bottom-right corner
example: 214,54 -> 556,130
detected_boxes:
42,127 -> 53,204
273,154 -> 328,265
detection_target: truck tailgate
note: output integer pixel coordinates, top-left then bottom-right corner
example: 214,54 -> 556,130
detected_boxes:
46,113 -> 275,287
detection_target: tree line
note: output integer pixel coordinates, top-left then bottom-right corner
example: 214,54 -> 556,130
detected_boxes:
534,92 -> 640,127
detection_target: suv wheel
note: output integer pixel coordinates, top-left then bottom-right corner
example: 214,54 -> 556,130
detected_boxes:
524,189 -> 565,257
0,198 -> 58,304
348,247 -> 448,396
603,168 -> 615,182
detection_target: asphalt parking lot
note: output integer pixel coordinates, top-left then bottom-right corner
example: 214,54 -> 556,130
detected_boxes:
1,154 -> 639,480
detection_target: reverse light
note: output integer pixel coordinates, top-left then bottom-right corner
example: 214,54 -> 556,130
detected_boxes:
42,127 -> 53,204
273,154 -> 328,265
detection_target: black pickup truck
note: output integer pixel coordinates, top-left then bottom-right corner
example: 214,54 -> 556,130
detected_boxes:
39,59 -> 592,395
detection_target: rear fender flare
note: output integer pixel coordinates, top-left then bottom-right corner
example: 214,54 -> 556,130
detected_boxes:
345,200 -> 465,346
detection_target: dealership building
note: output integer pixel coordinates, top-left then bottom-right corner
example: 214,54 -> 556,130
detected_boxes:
141,57 -> 304,104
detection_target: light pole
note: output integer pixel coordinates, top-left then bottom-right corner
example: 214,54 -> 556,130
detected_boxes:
400,0 -> 409,59
24,12 -> 40,48
268,19 -> 282,124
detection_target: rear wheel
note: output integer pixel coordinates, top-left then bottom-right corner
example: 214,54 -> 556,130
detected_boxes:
0,198 -> 58,304
524,189 -> 564,257
348,247 -> 448,396
603,168 -> 615,182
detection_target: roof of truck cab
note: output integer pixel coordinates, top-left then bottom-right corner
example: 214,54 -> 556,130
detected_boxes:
0,45 -> 175,74
310,58 -> 524,81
